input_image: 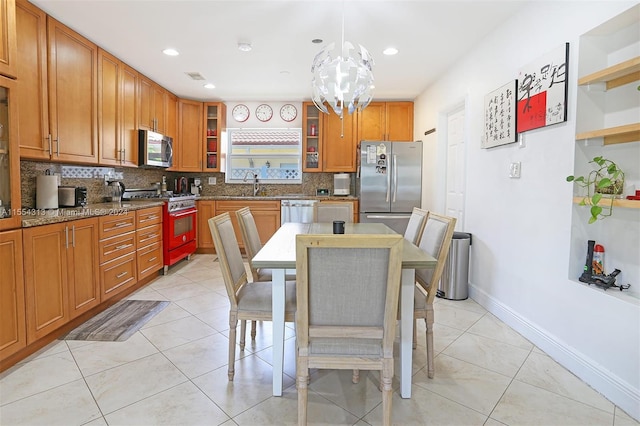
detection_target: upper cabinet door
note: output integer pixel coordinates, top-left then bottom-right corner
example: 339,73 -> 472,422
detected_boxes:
47,17 -> 98,163
16,0 -> 49,160
357,102 -> 385,142
177,98 -> 203,172
323,109 -> 357,172
97,48 -> 119,165
385,102 -> 414,141
120,63 -> 138,167
0,0 -> 17,79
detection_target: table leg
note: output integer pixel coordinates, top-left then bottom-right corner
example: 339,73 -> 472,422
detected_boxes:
272,268 -> 286,396
400,268 -> 414,398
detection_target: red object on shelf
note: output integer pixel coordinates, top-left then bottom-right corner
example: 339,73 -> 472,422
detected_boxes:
310,124 -> 317,136
626,190 -> 640,200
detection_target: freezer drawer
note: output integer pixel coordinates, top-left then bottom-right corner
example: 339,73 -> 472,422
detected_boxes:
359,213 -> 412,235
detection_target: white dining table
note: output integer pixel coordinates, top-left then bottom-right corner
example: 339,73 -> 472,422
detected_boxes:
251,222 -> 436,398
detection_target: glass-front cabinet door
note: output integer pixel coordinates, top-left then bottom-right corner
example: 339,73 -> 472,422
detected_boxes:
0,75 -> 20,231
302,102 -> 323,172
203,102 -> 226,172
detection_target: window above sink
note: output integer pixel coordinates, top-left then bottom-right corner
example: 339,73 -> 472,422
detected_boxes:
225,128 -> 302,184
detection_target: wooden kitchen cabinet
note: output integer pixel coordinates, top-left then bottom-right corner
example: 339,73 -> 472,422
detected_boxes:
166,92 -> 178,141
136,206 -> 163,280
15,0 -> 49,160
215,200 -> 280,251
176,98 -> 203,171
99,211 -> 137,299
302,102 -> 323,172
98,48 -> 138,167
138,75 -> 168,134
357,101 -> 414,142
202,102 -> 225,171
323,109 -> 357,172
0,229 -> 25,360
317,200 -> 359,223
47,16 -> 98,164
0,0 -> 17,79
0,74 -> 21,231
67,218 -> 100,319
196,200 -> 215,251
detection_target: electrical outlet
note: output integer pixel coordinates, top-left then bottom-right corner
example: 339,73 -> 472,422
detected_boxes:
509,162 -> 521,178
208,177 -> 216,185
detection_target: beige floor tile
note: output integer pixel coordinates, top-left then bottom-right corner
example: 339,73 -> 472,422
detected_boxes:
179,267 -> 220,283
364,384 -> 487,425
306,369 -> 387,418
154,281 -> 213,301
0,379 -> 101,426
141,302 -> 191,329
515,351 -> 614,413
149,273 -> 193,290
434,304 -> 484,331
193,354 -> 295,418
83,417 -> 108,425
194,275 -> 228,295
125,286 -> 167,301
141,315 -> 217,350
413,353 -> 511,415
436,297 -> 488,315
467,313 -> 533,350
84,352 -> 187,414
253,335 -> 298,379
163,333 -> 234,379
196,306 -> 233,333
234,387 -> 359,426
104,382 -> 230,425
174,290 -> 230,315
443,332 -> 530,377
15,339 -> 69,365
491,380 -> 614,425
68,332 -> 159,376
0,351 -> 82,405
484,418 -> 508,426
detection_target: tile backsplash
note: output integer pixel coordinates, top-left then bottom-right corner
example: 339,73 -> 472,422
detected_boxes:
20,160 -> 342,208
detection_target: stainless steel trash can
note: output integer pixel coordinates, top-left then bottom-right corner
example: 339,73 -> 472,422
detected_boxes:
437,232 -> 471,300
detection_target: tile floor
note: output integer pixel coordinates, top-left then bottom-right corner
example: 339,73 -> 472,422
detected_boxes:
1,254 -> 637,426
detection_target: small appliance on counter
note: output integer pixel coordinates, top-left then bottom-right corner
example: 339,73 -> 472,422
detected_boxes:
36,169 -> 58,209
58,186 -> 87,207
106,181 -> 125,203
333,173 -> 351,195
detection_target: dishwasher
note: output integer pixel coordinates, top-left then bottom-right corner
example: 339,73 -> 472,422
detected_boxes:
281,199 -> 318,224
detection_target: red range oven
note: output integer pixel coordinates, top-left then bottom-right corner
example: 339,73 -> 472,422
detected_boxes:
162,196 -> 197,274
122,189 -> 198,274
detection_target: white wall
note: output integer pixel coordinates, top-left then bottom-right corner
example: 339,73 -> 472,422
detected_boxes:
413,1 -> 640,419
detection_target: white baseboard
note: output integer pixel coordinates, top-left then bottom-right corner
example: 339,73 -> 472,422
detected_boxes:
469,284 -> 640,421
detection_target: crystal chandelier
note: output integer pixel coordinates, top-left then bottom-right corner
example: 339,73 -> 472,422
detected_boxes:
311,5 -> 375,119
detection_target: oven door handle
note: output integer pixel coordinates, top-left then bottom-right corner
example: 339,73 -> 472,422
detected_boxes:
169,208 -> 197,218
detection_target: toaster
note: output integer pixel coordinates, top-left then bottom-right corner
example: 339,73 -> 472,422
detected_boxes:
58,186 -> 88,207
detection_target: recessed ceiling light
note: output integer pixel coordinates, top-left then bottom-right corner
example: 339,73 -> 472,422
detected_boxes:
238,42 -> 252,52
312,38 -> 323,44
383,47 -> 398,56
162,48 -> 179,56
280,70 -> 291,75
204,83 -> 215,89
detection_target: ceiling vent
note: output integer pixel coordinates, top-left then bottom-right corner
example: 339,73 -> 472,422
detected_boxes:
185,72 -> 206,81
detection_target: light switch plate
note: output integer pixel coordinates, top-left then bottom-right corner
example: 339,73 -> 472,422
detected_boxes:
208,177 -> 216,185
509,162 -> 521,178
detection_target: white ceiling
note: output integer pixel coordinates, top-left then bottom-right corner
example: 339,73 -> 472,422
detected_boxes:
30,0 -> 530,102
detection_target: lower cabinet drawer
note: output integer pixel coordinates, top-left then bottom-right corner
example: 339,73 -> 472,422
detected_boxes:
100,232 -> 136,264
137,242 -> 163,281
100,253 -> 137,299
136,223 -> 162,247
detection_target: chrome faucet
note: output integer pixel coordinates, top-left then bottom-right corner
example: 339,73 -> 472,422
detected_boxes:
243,171 -> 260,196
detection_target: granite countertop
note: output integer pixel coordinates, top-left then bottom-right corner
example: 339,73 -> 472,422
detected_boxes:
20,200 -> 164,228
198,195 -> 359,201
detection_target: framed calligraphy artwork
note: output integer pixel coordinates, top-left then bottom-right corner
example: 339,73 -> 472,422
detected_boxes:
517,43 -> 569,133
483,80 -> 518,148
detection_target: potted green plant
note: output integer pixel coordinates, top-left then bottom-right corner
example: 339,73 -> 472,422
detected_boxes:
566,156 -> 625,224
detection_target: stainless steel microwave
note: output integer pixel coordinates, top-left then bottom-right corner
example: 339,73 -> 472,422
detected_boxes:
139,130 -> 173,168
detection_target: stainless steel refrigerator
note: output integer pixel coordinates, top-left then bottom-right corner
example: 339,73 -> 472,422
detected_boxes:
357,141 -> 422,234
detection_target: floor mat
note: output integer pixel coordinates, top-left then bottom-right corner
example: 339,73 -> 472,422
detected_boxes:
63,300 -> 169,342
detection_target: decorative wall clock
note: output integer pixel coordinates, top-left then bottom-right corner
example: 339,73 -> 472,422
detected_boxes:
279,104 -> 297,122
255,104 -> 273,122
231,104 -> 250,122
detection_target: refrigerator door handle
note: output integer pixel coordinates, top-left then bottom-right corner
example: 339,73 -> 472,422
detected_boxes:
393,154 -> 398,203
364,214 -> 412,219
386,159 -> 391,202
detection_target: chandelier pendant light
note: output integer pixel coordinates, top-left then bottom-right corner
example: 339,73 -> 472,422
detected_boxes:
311,2 -> 375,119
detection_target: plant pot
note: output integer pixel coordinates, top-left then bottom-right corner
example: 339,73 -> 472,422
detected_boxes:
595,179 -> 624,196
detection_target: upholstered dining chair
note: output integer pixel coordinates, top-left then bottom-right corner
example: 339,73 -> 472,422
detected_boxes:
295,233 -> 404,426
313,201 -> 354,223
404,207 -> 429,245
413,212 -> 456,378
208,212 -> 296,381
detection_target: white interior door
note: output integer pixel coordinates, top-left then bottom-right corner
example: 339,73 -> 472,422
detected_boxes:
445,107 -> 466,231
